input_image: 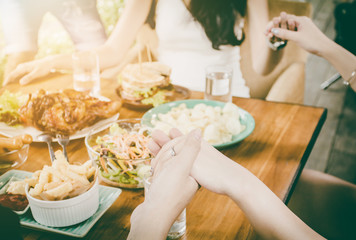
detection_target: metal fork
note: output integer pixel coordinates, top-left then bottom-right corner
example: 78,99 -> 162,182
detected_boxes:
37,133 -> 56,163
57,134 -> 70,162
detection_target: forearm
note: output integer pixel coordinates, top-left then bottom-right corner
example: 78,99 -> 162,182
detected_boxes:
96,0 -> 152,70
248,0 -> 283,75
222,163 -> 325,240
128,202 -> 173,240
320,39 -> 356,90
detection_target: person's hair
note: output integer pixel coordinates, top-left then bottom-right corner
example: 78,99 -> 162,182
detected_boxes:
145,0 -> 247,50
189,0 -> 247,50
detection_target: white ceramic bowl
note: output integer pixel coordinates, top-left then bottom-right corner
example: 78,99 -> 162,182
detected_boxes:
25,178 -> 99,227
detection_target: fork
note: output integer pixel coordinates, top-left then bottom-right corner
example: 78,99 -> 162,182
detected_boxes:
37,133 -> 56,163
57,134 -> 70,162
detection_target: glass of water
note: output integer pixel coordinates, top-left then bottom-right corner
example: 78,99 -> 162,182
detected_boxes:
205,65 -> 232,102
72,51 -> 100,97
143,176 -> 186,239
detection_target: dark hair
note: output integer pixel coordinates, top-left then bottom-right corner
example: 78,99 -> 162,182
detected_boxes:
189,0 -> 247,50
145,0 -> 247,50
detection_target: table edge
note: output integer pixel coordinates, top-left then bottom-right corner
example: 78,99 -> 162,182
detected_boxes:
283,107 -> 328,204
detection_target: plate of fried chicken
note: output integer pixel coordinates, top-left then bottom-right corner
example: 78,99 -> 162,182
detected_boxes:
0,89 -> 122,142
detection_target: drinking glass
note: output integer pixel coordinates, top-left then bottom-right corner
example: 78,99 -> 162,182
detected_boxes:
143,176 -> 186,239
72,51 -> 100,96
205,65 -> 232,102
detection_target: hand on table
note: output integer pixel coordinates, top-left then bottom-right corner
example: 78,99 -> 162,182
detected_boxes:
3,56 -> 55,86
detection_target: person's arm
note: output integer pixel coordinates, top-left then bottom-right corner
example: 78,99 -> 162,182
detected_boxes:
95,0 -> 152,70
268,15 -> 356,92
4,0 -> 152,86
221,159 -> 325,240
247,0 -> 284,75
150,129 -> 325,240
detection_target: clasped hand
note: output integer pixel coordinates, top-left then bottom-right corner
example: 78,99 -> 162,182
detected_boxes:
129,128 -> 239,239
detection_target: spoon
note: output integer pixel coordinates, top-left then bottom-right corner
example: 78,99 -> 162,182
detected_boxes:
37,133 -> 56,162
57,134 -> 70,162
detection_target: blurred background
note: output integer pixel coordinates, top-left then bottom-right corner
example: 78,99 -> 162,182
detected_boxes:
0,0 -> 355,183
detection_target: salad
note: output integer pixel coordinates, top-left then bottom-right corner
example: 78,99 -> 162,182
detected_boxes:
0,90 -> 28,127
89,121 -> 152,188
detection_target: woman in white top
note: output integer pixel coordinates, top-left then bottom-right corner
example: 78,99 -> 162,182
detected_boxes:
5,0 -> 286,97
154,0 -> 250,96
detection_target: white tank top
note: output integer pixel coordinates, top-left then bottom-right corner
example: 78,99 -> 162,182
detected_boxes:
155,0 -> 250,97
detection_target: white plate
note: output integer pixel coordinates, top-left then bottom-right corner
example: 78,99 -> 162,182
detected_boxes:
0,113 -> 120,142
141,99 -> 255,149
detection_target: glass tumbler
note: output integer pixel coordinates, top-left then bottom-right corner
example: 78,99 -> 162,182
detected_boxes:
205,65 -> 233,102
72,51 -> 100,97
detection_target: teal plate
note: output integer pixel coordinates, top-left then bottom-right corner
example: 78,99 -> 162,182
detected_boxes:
141,99 -> 255,149
0,170 -> 122,238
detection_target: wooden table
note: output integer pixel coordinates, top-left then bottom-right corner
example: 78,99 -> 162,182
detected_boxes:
2,76 -> 326,239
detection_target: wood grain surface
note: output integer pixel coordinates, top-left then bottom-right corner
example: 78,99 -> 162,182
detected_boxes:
1,75 -> 326,239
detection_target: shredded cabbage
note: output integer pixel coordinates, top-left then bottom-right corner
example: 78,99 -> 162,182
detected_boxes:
0,90 -> 28,126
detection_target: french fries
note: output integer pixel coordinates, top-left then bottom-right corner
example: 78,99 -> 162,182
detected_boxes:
7,150 -> 97,201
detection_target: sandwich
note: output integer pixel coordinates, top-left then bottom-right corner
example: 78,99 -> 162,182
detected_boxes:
118,62 -> 173,107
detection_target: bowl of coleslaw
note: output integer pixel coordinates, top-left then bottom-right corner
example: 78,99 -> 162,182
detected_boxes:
85,119 -> 153,189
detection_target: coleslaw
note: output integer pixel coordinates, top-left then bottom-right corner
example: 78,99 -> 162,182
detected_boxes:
90,121 -> 152,188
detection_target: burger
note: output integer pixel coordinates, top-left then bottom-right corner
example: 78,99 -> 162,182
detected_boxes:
118,62 -> 173,107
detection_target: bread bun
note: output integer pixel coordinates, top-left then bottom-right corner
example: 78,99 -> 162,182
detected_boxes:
119,62 -> 172,102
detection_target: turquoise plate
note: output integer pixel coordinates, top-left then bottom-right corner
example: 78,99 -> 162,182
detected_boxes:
0,170 -> 122,238
141,99 -> 255,149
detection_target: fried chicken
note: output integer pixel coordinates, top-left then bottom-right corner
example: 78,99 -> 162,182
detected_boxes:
19,89 -> 122,135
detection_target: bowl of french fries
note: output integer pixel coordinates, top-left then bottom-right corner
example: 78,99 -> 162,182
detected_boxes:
0,134 -> 32,174
85,119 -> 153,189
22,151 -> 99,227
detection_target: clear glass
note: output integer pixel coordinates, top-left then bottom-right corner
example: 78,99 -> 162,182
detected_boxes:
205,65 -> 232,102
72,51 -> 100,97
143,176 -> 186,239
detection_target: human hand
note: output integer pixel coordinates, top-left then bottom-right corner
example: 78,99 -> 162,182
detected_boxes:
150,128 -> 238,196
146,129 -> 201,209
129,129 -> 201,239
265,12 -> 297,40
265,11 -> 297,48
3,57 -> 55,86
266,13 -> 332,56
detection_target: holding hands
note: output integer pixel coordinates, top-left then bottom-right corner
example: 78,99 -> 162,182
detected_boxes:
149,128 -> 241,196
129,128 -> 237,239
129,127 -> 324,240
128,129 -> 202,240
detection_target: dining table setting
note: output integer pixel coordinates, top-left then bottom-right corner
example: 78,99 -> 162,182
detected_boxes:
0,72 -> 326,240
